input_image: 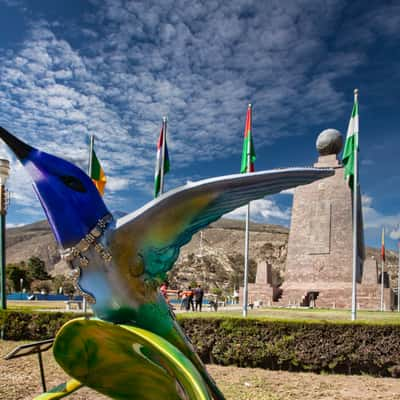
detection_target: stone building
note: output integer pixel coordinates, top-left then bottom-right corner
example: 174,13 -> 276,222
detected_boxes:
243,129 -> 392,310
239,261 -> 275,307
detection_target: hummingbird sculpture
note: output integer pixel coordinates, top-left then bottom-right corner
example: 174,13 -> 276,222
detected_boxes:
0,126 -> 333,400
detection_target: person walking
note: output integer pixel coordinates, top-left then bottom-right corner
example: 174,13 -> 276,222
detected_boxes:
194,284 -> 204,312
159,282 -> 171,307
160,282 -> 168,300
186,286 -> 194,311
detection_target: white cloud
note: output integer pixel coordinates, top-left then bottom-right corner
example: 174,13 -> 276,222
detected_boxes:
390,228 -> 400,241
53,69 -> 73,80
362,194 -> 373,208
6,222 -> 25,228
225,198 -> 290,223
106,176 -> 130,191
1,1 -> 399,225
362,194 -> 400,230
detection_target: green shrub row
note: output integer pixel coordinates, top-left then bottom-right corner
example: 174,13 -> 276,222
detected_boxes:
179,316 -> 400,377
0,310 -> 83,341
2,311 -> 400,377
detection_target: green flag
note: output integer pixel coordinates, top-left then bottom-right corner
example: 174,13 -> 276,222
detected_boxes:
154,125 -> 170,197
342,96 -> 359,189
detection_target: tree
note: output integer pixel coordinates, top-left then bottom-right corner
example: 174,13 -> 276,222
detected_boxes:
190,281 -> 198,288
211,287 -> 223,299
62,282 -> 76,299
31,279 -> 52,294
52,275 -> 66,293
6,263 -> 32,292
6,277 -> 13,294
28,257 -> 51,280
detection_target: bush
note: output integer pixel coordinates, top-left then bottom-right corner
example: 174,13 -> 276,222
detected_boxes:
0,310 -> 83,340
2,311 -> 400,377
178,316 -> 400,377
31,280 -> 53,294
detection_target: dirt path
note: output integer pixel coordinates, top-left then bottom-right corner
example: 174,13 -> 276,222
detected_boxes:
1,340 -> 400,400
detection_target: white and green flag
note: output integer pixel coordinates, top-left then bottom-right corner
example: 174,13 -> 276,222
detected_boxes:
342,96 -> 359,189
154,124 -> 170,197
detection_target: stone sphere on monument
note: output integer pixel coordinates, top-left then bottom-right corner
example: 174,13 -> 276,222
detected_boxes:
316,129 -> 343,155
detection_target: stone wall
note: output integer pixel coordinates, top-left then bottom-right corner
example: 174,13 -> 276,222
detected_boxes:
278,153 -> 392,310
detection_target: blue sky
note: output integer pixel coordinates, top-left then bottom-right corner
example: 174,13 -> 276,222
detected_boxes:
0,0 -> 399,250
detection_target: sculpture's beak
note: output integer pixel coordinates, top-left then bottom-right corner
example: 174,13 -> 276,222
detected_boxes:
0,126 -> 34,161
0,126 -> 109,248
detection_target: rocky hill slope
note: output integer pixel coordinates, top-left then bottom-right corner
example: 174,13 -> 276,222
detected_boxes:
5,219 -> 399,291
169,219 -> 288,291
6,220 -> 61,270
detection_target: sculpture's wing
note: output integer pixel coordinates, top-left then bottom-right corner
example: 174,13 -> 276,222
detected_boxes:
110,168 -> 333,279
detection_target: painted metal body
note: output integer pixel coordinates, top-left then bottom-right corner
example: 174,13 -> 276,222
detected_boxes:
0,126 -> 334,399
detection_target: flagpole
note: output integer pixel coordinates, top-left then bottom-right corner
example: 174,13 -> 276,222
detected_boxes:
243,103 -> 252,318
160,116 -> 167,195
380,228 -> 385,311
380,259 -> 384,311
397,240 -> 400,312
84,134 -> 95,315
243,204 -> 250,317
88,135 -> 94,177
351,89 -> 358,321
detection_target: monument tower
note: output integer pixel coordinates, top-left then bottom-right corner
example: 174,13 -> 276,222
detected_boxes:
280,129 -> 392,309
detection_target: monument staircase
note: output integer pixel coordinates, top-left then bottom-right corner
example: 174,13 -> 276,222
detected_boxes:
278,289 -> 320,307
278,279 -> 392,310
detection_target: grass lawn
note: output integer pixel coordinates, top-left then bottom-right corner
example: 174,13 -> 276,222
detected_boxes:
1,340 -> 400,399
6,300 -> 93,313
7,300 -> 66,310
6,301 -> 400,324
179,306 -> 400,324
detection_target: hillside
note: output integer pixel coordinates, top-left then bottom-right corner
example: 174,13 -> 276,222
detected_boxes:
5,218 -> 399,291
169,219 -> 288,291
6,220 -> 61,270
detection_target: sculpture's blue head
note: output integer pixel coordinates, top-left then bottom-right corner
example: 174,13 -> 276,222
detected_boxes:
0,127 -> 109,249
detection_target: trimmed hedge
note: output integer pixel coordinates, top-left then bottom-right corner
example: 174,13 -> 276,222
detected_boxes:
2,311 -> 400,377
179,316 -> 400,377
0,310 -> 83,341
